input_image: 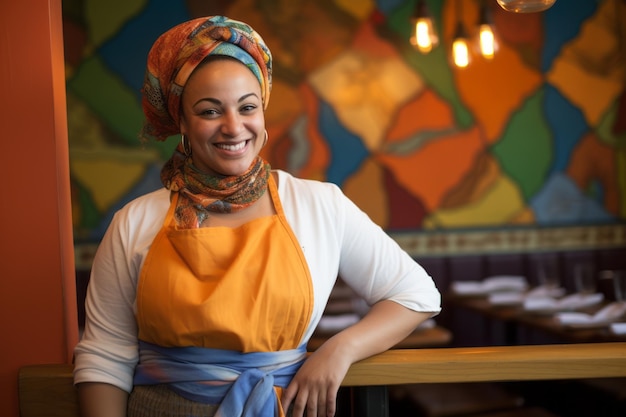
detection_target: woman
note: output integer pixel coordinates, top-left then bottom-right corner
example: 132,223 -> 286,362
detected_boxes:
73,15 -> 441,417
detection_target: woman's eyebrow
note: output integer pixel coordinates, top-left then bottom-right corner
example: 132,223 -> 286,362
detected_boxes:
194,92 -> 259,107
238,93 -> 259,102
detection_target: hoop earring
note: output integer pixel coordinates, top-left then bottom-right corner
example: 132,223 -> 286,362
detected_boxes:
263,130 -> 268,147
181,134 -> 191,156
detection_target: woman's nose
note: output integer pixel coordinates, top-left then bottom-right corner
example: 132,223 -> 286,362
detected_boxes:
221,112 -> 244,136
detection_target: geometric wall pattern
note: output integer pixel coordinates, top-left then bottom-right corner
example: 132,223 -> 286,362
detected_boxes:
63,0 -> 626,244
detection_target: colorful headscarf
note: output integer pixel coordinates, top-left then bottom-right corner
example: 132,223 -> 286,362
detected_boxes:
140,16 -> 272,142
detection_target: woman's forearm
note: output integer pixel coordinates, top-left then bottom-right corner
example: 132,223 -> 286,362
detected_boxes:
322,300 -> 433,364
77,382 -> 129,417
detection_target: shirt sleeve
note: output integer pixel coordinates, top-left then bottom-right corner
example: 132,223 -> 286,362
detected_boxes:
73,189 -> 168,392
333,184 -> 441,314
277,170 -> 441,323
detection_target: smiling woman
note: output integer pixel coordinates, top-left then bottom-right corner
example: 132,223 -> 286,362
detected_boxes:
72,15 -> 441,417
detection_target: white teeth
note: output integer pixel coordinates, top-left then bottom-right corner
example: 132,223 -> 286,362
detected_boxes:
216,141 -> 246,151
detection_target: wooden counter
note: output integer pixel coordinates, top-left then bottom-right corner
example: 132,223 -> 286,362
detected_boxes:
19,342 -> 626,417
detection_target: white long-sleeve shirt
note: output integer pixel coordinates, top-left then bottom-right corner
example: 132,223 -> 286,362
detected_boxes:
74,170 -> 441,392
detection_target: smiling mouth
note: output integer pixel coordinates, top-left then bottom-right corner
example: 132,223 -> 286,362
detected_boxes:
215,140 -> 248,152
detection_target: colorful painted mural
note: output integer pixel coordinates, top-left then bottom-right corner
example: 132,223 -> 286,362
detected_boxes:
62,0 -> 626,243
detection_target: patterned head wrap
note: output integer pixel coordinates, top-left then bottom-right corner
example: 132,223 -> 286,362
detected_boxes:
140,16 -> 272,142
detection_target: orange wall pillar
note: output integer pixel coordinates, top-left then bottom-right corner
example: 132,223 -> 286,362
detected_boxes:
0,1 -> 78,416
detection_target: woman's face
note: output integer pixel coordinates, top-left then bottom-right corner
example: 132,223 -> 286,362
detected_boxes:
180,58 -> 265,176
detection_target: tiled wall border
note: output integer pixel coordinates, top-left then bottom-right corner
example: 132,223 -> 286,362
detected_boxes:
391,225 -> 626,258
75,225 -> 626,269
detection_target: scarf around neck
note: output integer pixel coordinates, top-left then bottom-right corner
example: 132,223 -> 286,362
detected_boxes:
161,145 -> 271,228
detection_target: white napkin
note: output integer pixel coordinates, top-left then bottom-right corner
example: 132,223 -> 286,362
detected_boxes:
555,302 -> 626,326
526,285 -> 566,299
489,292 -> 525,306
318,315 -> 437,333
316,314 -> 359,332
523,296 -> 560,311
452,275 -> 528,296
417,318 -> 436,330
451,281 -> 484,295
610,322 -> 626,335
489,285 -> 567,306
524,292 -> 604,312
559,293 -> 605,310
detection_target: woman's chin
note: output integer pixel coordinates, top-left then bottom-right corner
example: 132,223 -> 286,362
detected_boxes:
212,163 -> 253,177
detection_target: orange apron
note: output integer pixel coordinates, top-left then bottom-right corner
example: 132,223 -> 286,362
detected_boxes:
136,175 -> 313,353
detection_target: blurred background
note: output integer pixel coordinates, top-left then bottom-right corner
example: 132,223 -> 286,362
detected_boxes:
62,0 -> 626,255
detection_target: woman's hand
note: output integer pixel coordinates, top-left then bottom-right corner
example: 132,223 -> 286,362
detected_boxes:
282,300 -> 434,417
281,339 -> 352,417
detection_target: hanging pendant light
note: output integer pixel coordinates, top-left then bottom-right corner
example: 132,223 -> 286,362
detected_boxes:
451,1 -> 470,68
452,21 -> 471,68
478,1 -> 498,59
410,0 -> 439,53
496,0 -> 556,13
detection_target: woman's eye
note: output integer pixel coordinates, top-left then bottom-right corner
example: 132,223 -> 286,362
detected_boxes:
199,108 -> 218,116
240,104 -> 257,113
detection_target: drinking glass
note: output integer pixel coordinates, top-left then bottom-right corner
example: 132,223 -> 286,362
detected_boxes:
537,258 -> 559,289
574,262 -> 596,295
613,270 -> 626,303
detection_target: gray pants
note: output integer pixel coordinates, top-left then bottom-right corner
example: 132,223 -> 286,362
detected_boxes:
127,384 -> 294,416
128,385 -> 219,417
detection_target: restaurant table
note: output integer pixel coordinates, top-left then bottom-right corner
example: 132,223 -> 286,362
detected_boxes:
445,291 -> 626,345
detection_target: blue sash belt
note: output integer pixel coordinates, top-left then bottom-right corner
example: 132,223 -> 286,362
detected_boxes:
134,340 -> 306,417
